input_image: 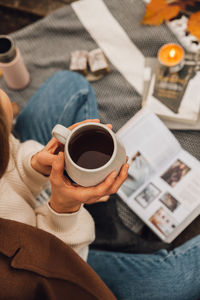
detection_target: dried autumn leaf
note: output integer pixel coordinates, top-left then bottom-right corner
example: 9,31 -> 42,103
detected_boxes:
142,0 -> 180,26
187,11 -> 200,40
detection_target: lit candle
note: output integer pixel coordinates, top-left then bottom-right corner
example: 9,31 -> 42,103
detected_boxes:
158,43 -> 185,73
169,48 -> 176,59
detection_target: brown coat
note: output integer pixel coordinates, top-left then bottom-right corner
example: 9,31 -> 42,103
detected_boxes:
0,217 -> 116,300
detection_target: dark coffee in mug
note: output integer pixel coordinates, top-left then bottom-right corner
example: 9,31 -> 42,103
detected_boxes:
68,129 -> 114,169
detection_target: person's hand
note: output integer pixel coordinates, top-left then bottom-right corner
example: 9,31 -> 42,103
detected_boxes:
31,119 -> 102,176
49,151 -> 129,214
31,137 -> 64,176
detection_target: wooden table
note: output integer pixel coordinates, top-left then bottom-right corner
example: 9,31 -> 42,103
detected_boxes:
0,0 -> 76,34
0,0 -> 75,17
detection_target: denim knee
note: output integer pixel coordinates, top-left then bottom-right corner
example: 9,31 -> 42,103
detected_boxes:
14,69 -> 98,144
48,70 -> 91,92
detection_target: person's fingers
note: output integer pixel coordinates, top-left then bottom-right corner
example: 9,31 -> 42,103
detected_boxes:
70,164 -> 128,204
108,163 -> 129,194
94,195 -> 110,202
69,120 -> 112,131
36,151 -> 56,165
50,152 -> 65,184
43,137 -> 64,154
86,195 -> 110,204
105,124 -> 112,130
98,195 -> 110,202
75,171 -> 117,202
94,171 -> 117,197
44,137 -> 59,150
92,171 -> 118,199
68,119 -> 100,131
85,165 -> 128,201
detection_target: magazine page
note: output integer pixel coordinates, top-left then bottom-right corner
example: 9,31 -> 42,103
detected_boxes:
117,109 -> 181,173
118,146 -> 200,242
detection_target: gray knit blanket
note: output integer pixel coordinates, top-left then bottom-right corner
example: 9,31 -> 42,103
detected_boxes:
1,0 -> 199,160
1,0 -> 200,235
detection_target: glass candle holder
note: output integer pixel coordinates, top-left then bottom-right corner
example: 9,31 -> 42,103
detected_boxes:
158,43 -> 185,73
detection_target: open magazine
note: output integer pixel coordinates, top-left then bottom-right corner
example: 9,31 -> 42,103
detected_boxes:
117,109 -> 200,243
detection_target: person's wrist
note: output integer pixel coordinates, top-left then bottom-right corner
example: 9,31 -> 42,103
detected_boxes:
49,197 -> 81,214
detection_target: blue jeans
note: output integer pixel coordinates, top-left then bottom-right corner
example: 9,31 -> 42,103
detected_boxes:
15,70 -> 99,145
15,71 -> 200,300
88,236 -> 200,300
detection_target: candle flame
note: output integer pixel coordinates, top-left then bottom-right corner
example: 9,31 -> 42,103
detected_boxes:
169,48 -> 176,58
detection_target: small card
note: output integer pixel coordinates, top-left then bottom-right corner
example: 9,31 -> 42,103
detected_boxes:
88,48 -> 110,76
69,50 -> 88,75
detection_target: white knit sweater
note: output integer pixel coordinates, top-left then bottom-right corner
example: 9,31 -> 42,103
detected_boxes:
0,134 -> 95,261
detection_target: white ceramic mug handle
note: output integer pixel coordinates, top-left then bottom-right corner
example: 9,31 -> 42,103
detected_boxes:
52,124 -> 71,144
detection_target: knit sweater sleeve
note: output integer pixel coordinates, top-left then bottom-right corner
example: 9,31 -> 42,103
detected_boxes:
10,135 -> 49,196
35,203 -> 95,261
9,135 -> 95,261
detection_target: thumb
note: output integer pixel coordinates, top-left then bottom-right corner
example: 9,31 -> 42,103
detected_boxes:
50,152 -> 65,180
37,151 -> 56,166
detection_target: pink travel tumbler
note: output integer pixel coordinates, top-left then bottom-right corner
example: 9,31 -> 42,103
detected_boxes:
0,35 -> 30,90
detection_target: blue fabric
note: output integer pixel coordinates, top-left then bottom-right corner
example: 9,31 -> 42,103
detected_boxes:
88,235 -> 200,300
15,70 -> 99,145
14,70 -> 200,300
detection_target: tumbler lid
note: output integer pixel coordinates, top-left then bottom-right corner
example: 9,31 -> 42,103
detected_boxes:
0,36 -> 17,63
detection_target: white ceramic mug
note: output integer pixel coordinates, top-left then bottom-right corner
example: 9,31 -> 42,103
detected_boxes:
52,122 -> 126,187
